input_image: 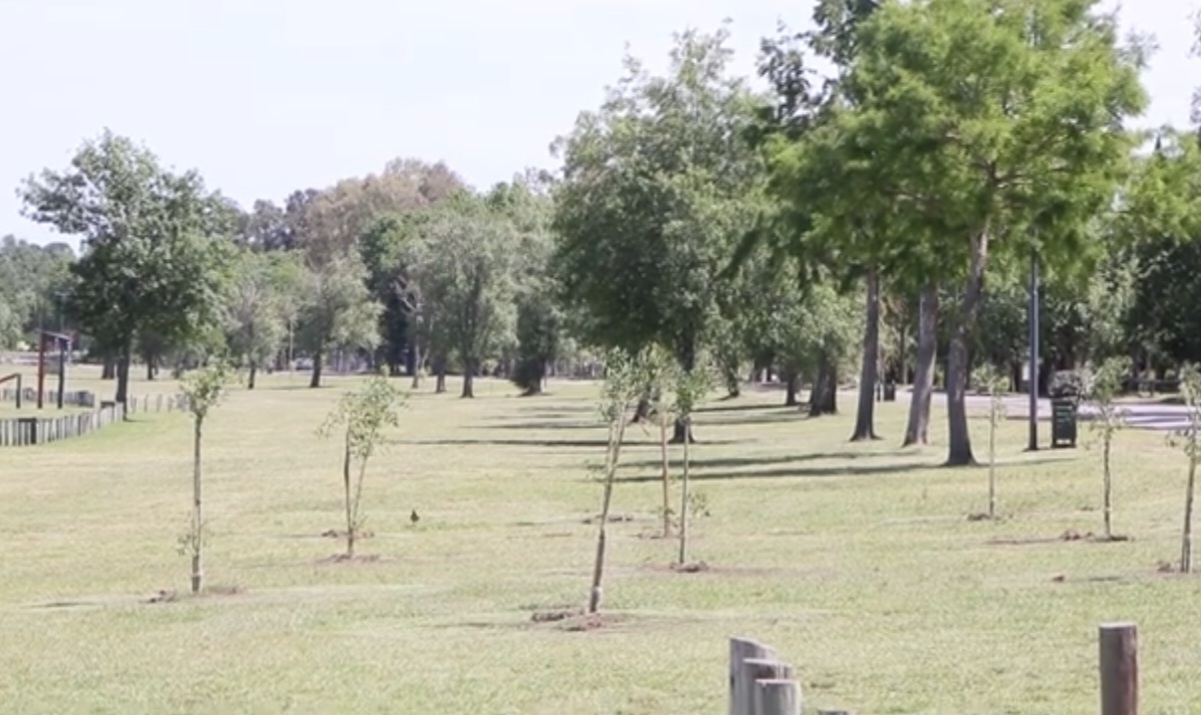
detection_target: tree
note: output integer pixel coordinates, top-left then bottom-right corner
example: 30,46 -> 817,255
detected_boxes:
1083,358 -> 1129,540
588,349 -> 647,614
223,248 -> 288,388
552,25 -> 765,442
179,361 -> 234,594
839,0 -> 1147,465
405,197 -> 518,398
971,364 -> 1007,520
297,253 -> 381,388
18,130 -> 232,406
319,371 -> 405,559
674,360 -> 712,566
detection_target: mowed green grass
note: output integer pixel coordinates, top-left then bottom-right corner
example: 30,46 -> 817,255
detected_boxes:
0,366 -> 1198,714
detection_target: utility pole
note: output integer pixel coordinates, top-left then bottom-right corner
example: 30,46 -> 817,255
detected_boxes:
1027,244 -> 1041,451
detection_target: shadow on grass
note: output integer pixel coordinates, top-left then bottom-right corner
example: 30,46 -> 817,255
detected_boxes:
400,437 -> 741,448
616,455 -> 1071,482
622,451 -> 869,470
483,420 -> 603,431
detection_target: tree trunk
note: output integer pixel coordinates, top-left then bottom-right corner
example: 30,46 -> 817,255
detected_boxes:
102,355 -> 115,380
809,356 -> 838,417
461,361 -> 475,398
784,370 -> 799,407
434,355 -> 447,393
248,361 -> 258,390
670,342 -> 697,444
309,346 -> 324,388
659,417 -> 671,538
677,416 -> 692,566
903,285 -> 939,446
851,268 -> 882,441
115,342 -> 132,408
1103,436 -> 1113,539
145,351 -> 156,381
633,391 -> 652,423
945,234 -> 989,466
343,437 -> 355,559
589,417 -> 630,613
191,417 -> 203,594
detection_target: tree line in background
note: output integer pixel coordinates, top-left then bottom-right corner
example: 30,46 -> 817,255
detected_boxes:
4,0 -> 1201,466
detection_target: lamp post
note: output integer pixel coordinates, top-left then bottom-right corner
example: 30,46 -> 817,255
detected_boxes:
1027,244 -> 1041,451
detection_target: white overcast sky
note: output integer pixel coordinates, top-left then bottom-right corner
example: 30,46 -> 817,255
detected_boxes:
1,0 -> 1195,247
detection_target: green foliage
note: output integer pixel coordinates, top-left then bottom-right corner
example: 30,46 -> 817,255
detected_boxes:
222,248 -> 292,380
18,130 -> 232,400
180,361 -> 236,422
320,371 -> 406,557
321,371 -> 405,464
0,235 -> 74,348
552,25 -> 765,365
297,252 -> 382,386
402,196 -> 519,395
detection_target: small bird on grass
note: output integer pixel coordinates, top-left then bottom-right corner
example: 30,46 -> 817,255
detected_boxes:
410,509 -> 420,525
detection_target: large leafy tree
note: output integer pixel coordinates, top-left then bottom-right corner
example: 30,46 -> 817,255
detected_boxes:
19,130 -> 232,404
298,253 -> 381,388
0,236 -> 75,347
552,26 -> 763,440
837,0 -> 1147,465
222,248 -> 294,388
403,195 -> 519,398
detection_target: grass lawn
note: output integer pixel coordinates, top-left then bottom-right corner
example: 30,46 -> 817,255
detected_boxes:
0,366 -> 1198,714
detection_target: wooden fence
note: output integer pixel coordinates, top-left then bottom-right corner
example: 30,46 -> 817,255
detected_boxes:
0,391 -> 189,447
729,622 -> 1140,715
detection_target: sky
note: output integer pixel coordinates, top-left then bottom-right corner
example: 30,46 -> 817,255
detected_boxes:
1,0 -> 1196,248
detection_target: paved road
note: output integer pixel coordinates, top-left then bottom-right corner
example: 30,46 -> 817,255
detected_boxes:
952,392 -> 1195,432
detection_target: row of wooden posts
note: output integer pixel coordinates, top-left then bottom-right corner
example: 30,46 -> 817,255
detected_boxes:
0,391 -> 189,447
729,622 -> 1140,714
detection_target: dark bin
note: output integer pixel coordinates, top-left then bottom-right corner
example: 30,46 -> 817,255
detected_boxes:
1051,397 -> 1078,448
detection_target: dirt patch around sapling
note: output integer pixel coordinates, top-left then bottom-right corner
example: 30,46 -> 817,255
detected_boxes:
320,529 -> 375,539
144,583 -> 245,605
315,553 -> 384,565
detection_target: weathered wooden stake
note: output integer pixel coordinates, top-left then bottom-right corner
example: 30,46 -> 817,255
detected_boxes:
1100,622 -> 1138,715
740,659 -> 794,715
753,679 -> 800,715
729,638 -> 777,715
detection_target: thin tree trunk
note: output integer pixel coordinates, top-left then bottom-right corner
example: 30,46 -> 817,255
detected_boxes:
851,268 -> 882,441
248,361 -> 258,390
434,355 -> 447,393
343,438 -> 354,558
461,361 -> 475,398
1102,437 -> 1113,538
678,416 -> 692,566
904,286 -> 938,446
633,391 -> 652,423
309,347 -> 324,388
988,403 -> 997,518
191,418 -> 203,594
589,417 -> 629,614
115,342 -> 132,408
102,355 -> 115,380
145,351 -> 155,382
946,234 -> 989,467
1182,437 -> 1197,573
659,417 -> 671,538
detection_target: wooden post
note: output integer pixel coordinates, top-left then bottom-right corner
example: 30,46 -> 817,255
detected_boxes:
730,638 -> 777,715
1100,622 -> 1138,715
740,659 -> 794,715
753,679 -> 800,715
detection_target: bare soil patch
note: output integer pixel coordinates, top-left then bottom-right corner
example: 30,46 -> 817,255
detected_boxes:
320,529 -> 375,539
315,553 -> 384,565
